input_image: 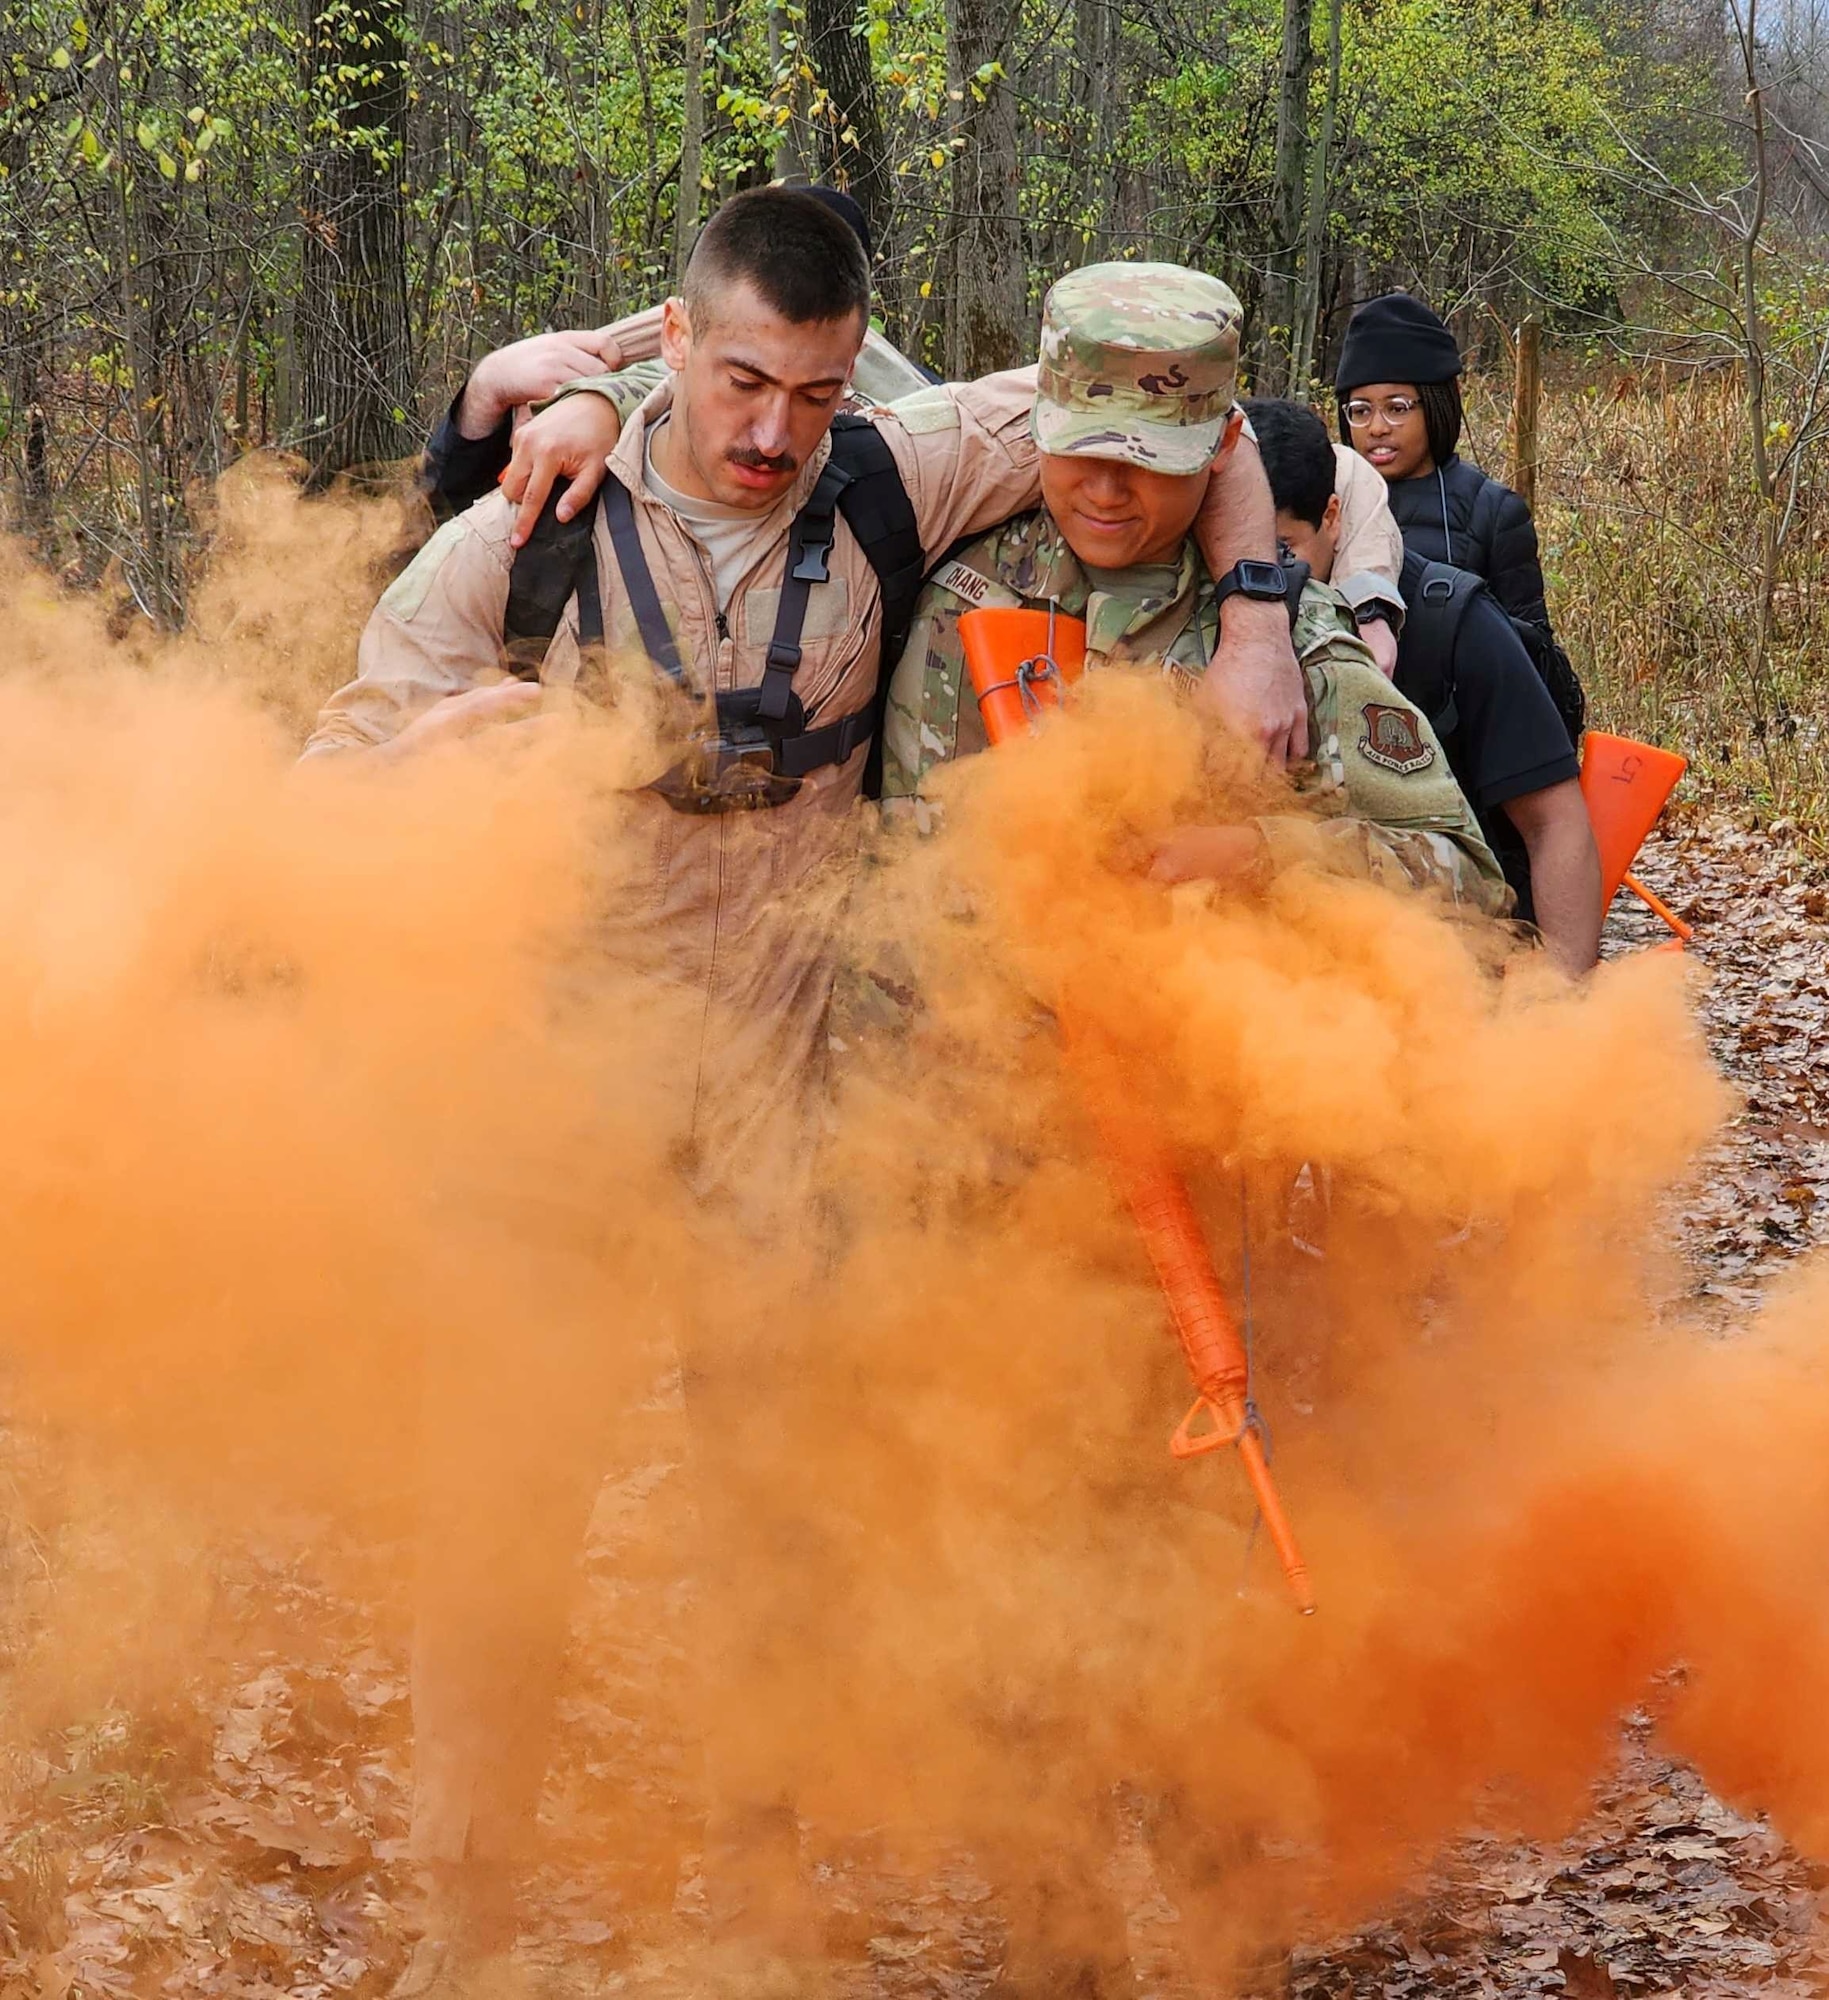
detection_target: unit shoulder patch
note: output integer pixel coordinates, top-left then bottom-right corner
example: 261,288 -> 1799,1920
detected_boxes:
1358,702 -> 1436,774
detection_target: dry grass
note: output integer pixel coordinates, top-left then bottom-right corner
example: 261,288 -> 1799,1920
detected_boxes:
1466,373 -> 1829,840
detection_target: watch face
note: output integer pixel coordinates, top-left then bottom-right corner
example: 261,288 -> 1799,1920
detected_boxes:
1237,559 -> 1288,598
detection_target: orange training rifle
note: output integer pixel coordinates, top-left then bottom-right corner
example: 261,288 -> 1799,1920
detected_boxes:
957,605 -> 1315,1615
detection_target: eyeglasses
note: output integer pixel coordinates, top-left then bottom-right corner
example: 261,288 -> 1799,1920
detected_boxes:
1343,396 -> 1421,428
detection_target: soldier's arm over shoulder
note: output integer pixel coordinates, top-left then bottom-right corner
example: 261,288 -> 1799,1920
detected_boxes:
873,368 -> 1041,562
1330,442 -> 1404,585
546,358 -> 671,425
301,496 -> 518,758
1258,625 -> 1512,915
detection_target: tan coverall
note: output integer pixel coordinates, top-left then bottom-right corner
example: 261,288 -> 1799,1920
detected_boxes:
307,370 -> 1043,1883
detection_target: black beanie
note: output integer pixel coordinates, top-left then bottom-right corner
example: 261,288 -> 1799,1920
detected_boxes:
1335,293 -> 1462,392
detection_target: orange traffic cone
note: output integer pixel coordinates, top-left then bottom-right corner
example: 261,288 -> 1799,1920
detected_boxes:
1579,731 -> 1692,942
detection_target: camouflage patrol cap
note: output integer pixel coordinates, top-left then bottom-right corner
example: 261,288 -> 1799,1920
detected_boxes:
1033,262 -> 1243,475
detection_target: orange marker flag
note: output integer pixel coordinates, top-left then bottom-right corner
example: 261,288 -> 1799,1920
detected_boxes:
1579,732 -> 1691,941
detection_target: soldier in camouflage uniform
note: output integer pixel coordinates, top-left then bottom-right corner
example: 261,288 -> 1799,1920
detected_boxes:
878,262 -> 1512,919
856,267 -> 1509,2000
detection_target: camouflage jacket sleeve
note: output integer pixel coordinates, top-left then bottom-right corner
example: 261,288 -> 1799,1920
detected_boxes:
1257,584 -> 1513,916
549,360 -> 671,424
876,527 -> 1020,822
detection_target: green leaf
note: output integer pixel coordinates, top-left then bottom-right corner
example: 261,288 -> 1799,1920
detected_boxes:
157,149 -> 177,178
49,46 -> 71,68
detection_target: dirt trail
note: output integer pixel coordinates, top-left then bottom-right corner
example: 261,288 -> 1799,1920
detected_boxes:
0,816 -> 1824,1999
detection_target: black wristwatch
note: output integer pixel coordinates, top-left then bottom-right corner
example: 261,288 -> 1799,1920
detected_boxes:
1211,559 -> 1289,611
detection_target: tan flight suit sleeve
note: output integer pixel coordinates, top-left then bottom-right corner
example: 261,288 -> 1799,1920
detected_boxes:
599,303 -> 664,363
873,368 -> 1042,561
1332,441 -> 1404,585
301,496 -> 518,756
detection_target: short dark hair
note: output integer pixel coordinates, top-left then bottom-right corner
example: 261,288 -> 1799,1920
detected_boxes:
1242,397 -> 1336,529
683,187 -> 871,330
1334,376 -> 1463,467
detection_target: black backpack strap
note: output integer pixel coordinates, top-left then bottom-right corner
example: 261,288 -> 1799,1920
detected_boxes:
500,420 -> 922,789
600,472 -> 684,683
828,414 -> 926,669
502,483 -> 602,680
1397,550 -> 1480,738
826,414 -> 925,797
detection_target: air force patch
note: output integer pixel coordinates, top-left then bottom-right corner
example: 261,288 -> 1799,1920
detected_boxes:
1358,702 -> 1436,774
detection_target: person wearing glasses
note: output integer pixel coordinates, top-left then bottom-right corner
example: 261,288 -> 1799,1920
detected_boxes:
1333,293 -> 1555,638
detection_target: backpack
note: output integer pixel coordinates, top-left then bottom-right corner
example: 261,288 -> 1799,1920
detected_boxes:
1396,547 -> 1586,750
501,411 -> 925,800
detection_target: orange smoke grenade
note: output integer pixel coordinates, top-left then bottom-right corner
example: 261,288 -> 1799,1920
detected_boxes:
957,606 -> 1315,1614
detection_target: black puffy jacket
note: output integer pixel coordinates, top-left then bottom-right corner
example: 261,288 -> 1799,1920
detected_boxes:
1385,454 -> 1553,636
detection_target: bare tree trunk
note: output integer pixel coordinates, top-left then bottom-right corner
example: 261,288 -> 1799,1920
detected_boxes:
1729,0 -> 1788,763
945,0 -> 1026,378
768,2 -> 807,182
292,0 -> 415,487
621,0 -> 665,274
1072,0 -> 1117,263
805,0 -> 891,249
674,0 -> 709,282
1290,0 -> 1339,392
1259,0 -> 1314,394
104,58 -> 182,624
1509,317 -> 1541,509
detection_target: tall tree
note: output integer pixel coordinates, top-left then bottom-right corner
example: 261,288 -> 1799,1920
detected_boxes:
1290,0 -> 1341,390
1259,0 -> 1314,394
945,0 -> 1026,378
292,0 -> 415,486
674,0 -> 708,281
805,0 -> 890,250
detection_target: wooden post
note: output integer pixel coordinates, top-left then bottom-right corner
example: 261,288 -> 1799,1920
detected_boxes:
1511,317 -> 1542,509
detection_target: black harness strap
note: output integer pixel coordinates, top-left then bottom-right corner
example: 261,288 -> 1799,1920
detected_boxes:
600,473 -> 684,682
775,704 -> 878,778
760,454 -> 851,723
499,419 -> 923,791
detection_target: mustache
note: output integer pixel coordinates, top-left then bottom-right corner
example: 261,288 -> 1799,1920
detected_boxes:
726,446 -> 797,474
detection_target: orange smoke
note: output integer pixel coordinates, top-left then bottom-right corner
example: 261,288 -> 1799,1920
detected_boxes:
0,484 -> 1822,1988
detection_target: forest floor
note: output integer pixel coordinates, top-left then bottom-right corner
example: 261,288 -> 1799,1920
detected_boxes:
0,811 -> 1825,2000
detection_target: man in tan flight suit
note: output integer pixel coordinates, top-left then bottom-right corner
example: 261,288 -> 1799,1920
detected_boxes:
308,187 -> 1316,1996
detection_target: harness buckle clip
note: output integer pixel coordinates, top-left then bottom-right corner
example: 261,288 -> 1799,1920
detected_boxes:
791,530 -> 834,584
